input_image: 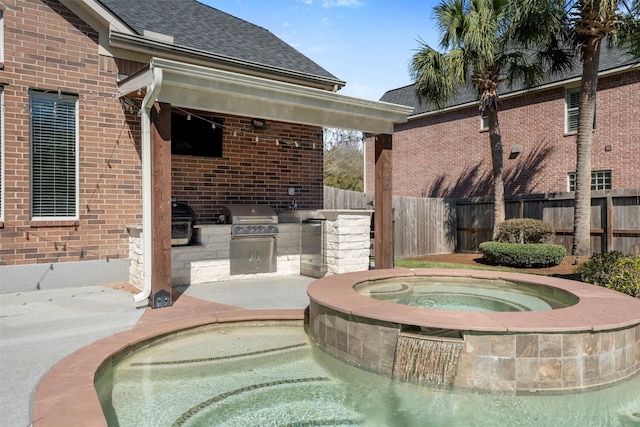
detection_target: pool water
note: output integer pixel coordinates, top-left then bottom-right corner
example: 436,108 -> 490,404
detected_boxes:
97,323 -> 640,427
355,276 -> 578,311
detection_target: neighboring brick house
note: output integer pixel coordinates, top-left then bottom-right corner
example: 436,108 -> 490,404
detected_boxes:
364,46 -> 640,199
0,0 -> 410,293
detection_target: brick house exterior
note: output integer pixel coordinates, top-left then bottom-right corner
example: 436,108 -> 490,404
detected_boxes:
364,49 -> 640,199
0,0 -> 410,292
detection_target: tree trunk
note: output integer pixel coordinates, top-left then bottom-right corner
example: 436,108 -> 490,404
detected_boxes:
487,108 -> 505,239
572,39 -> 601,256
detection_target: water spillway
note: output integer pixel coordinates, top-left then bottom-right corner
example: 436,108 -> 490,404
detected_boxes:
393,332 -> 463,388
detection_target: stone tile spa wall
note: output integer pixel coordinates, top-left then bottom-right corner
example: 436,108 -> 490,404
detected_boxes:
307,269 -> 640,394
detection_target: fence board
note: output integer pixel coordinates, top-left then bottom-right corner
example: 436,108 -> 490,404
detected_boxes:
454,190 -> 639,254
613,195 -> 640,254
324,187 -> 639,257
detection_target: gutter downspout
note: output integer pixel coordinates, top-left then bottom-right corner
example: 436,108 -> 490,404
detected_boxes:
133,65 -> 163,305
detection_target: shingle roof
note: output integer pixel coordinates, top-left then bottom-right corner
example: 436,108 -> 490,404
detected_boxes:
381,44 -> 638,115
96,0 -> 340,83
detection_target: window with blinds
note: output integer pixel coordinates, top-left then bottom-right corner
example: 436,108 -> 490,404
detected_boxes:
565,88 -> 580,133
30,91 -> 78,219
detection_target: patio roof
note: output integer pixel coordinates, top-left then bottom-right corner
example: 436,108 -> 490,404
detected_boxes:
118,57 -> 413,134
119,57 -> 412,306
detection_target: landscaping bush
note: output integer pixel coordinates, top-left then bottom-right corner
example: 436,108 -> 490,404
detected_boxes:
575,252 -> 640,298
495,218 -> 554,244
479,241 -> 566,268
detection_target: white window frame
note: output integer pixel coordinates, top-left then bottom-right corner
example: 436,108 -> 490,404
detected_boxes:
29,90 -> 79,220
567,170 -> 612,192
565,87 -> 580,133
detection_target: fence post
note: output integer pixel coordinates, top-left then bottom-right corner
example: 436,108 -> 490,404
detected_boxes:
606,195 -> 614,253
374,134 -> 393,269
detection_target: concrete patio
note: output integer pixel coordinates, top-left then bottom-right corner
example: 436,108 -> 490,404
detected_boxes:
0,276 -> 314,427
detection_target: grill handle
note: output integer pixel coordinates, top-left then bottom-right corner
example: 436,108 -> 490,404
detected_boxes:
248,250 -> 260,262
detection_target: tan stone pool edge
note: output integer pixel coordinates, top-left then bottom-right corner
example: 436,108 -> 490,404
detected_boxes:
32,294 -> 305,427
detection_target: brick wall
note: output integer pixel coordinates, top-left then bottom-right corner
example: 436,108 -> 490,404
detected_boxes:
170,114 -> 324,223
365,70 -> 640,198
0,0 -> 324,267
0,0 -> 141,266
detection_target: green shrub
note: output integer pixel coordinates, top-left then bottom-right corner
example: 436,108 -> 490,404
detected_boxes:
479,242 -> 566,268
575,252 -> 640,298
495,219 -> 554,244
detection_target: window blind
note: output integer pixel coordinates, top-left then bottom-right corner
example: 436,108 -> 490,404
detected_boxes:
30,91 -> 78,218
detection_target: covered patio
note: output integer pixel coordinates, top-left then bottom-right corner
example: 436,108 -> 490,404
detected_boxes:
117,57 -> 413,307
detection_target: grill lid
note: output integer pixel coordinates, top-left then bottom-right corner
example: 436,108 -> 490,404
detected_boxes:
222,205 -> 278,225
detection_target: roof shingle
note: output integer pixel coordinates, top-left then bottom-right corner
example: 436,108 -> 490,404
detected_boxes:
97,0 -> 340,82
381,44 -> 638,115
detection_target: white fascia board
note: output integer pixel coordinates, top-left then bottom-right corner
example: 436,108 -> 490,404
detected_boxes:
117,66 -> 152,98
60,0 -> 133,34
60,0 -> 134,57
122,57 -> 413,134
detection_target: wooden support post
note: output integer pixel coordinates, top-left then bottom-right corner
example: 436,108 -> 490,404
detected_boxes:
374,134 -> 393,269
606,195 -> 614,253
150,102 -> 172,308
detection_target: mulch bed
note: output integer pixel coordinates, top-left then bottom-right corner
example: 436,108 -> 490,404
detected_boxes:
410,252 -> 587,280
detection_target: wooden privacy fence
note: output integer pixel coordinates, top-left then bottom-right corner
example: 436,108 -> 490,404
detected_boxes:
325,187 -> 640,257
456,189 -> 640,254
324,187 -> 456,258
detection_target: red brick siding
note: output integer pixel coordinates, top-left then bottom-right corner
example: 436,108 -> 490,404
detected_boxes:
0,0 -> 324,267
365,70 -> 640,198
170,114 -> 324,223
1,0 -> 141,266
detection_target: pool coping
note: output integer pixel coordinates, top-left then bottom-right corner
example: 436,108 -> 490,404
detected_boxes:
32,268 -> 640,425
307,268 -> 640,333
31,293 -> 305,427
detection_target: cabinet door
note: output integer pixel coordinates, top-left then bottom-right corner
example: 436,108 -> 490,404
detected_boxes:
252,238 -> 277,273
230,238 -> 277,275
230,239 -> 255,275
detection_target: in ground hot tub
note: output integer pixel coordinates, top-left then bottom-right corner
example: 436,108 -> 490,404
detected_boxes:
307,268 -> 640,393
355,276 -> 579,312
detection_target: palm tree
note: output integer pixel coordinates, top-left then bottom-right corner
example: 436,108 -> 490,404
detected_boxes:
410,0 -> 572,239
514,0 -> 640,256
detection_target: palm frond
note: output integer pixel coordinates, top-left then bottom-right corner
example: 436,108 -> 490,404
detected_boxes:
410,43 -> 465,108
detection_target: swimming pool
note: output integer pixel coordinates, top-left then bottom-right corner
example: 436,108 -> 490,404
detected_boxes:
97,321 -> 640,426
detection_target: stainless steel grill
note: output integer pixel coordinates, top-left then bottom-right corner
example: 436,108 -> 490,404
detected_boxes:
222,205 -> 278,275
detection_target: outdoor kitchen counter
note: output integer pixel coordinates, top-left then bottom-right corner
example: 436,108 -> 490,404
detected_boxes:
128,209 -> 373,287
129,222 -> 302,286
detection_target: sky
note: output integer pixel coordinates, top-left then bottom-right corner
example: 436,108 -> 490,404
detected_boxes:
201,0 -> 442,101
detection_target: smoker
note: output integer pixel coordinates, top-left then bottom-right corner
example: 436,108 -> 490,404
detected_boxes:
171,199 -> 196,246
222,205 -> 278,275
